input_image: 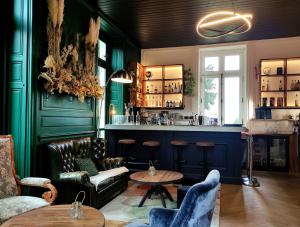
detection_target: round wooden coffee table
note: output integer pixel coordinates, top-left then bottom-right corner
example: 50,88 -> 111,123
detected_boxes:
2,204 -> 105,226
130,170 -> 183,208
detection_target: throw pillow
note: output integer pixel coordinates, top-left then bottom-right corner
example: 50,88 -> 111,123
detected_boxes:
75,158 -> 98,176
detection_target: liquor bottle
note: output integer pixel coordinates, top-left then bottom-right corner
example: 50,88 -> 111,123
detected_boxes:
266,80 -> 270,91
295,94 -> 299,107
146,85 -> 149,93
166,100 -> 169,108
154,86 -> 158,93
179,100 -> 182,107
159,96 -> 162,107
174,83 -> 177,93
135,111 -> 140,125
168,84 -> 171,93
261,79 -> 266,91
279,80 -> 283,91
291,80 -> 295,90
297,80 -> 300,90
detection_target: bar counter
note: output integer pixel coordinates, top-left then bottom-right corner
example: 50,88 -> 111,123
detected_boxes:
105,124 -> 246,184
105,124 -> 244,132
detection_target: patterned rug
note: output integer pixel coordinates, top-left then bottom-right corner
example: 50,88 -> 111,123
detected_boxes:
100,183 -> 220,227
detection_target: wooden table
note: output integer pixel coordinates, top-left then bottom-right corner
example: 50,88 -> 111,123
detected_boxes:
2,204 -> 105,227
130,170 -> 183,208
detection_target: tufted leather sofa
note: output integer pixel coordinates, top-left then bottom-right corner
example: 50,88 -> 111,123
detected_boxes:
46,137 -> 128,209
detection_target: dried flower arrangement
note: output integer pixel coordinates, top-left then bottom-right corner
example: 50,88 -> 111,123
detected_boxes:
39,0 -> 103,102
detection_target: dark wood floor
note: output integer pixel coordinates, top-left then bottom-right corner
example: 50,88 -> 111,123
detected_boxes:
221,171 -> 300,227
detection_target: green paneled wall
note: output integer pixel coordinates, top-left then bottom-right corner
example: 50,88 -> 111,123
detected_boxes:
3,0 -> 140,177
6,0 -> 32,178
110,48 -> 125,114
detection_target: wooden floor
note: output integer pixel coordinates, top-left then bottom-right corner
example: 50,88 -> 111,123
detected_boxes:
105,171 -> 300,227
220,171 -> 300,227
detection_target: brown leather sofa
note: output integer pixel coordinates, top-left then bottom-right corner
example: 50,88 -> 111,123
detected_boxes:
45,137 -> 128,209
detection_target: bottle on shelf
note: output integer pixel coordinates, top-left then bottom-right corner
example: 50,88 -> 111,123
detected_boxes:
158,96 -> 162,107
291,80 -> 295,90
168,83 -> 171,93
154,85 -> 158,93
150,84 -> 154,93
146,85 -> 149,93
136,111 -> 140,125
261,79 -> 266,91
295,94 -> 299,107
297,80 -> 300,90
279,80 -> 283,91
177,82 -> 181,93
166,100 -> 169,108
266,80 -> 270,91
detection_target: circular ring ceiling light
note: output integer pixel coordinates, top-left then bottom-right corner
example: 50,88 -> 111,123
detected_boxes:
196,11 -> 253,38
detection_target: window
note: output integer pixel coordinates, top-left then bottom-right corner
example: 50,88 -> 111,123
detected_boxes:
97,40 -> 107,138
199,46 -> 246,125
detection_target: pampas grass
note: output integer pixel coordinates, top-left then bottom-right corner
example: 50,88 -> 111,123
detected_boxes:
57,0 -> 64,28
47,0 -> 58,28
40,1 -> 103,102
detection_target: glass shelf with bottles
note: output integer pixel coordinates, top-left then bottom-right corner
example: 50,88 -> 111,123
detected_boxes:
260,57 -> 300,108
141,64 -> 184,109
260,77 -> 284,92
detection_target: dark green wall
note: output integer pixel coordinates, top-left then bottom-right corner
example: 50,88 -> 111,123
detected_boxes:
2,0 -> 140,177
32,0 -> 99,176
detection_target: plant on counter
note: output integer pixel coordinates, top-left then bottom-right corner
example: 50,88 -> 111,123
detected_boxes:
183,68 -> 195,96
39,0 -> 103,102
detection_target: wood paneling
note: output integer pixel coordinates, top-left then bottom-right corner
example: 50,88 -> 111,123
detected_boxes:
7,0 -> 32,178
96,0 -> 300,48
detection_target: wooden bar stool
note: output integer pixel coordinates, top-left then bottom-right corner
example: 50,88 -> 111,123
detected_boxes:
118,139 -> 136,166
142,140 -> 160,165
195,141 -> 214,179
170,140 -> 188,171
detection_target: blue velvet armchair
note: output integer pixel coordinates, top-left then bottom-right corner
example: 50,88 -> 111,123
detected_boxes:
126,169 -> 220,227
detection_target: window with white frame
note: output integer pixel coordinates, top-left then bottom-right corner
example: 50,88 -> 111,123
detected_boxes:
199,46 -> 246,125
97,39 -> 107,138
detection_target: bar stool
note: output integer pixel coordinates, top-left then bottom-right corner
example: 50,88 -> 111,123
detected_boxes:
142,140 -> 160,164
170,140 -> 188,171
118,139 -> 136,166
195,141 -> 214,179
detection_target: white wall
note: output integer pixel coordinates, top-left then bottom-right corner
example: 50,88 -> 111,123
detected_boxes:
141,36 -> 300,119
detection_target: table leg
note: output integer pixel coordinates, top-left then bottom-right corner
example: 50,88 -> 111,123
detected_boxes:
160,186 -> 174,201
243,135 -> 260,187
158,190 -> 166,208
138,187 -> 155,207
138,185 -> 174,207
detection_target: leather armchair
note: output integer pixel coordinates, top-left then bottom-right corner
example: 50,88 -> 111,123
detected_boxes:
46,137 -> 128,208
125,170 -> 220,227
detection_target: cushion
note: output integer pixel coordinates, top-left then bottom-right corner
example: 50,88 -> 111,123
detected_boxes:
0,196 -> 49,224
75,158 -> 98,176
0,136 -> 18,199
90,167 -> 129,189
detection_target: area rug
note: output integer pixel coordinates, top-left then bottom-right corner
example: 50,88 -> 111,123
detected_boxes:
100,183 -> 220,227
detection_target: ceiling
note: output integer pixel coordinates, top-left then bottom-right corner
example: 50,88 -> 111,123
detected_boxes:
96,0 -> 300,49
